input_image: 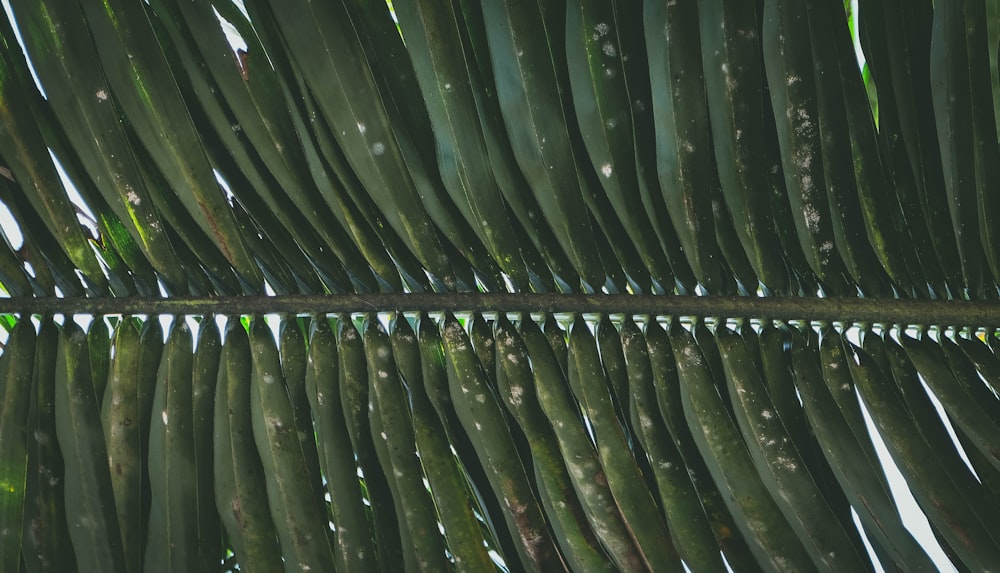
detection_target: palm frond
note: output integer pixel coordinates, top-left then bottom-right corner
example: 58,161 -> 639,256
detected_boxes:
0,0 -> 998,571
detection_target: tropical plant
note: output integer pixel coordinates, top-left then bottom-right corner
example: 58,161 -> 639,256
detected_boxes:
0,0 -> 997,571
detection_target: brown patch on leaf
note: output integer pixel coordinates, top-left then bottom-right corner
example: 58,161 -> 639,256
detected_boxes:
237,49 -> 250,81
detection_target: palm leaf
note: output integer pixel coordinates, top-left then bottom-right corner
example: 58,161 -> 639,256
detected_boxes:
0,0 -> 997,571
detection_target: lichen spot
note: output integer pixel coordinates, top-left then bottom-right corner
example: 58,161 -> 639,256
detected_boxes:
96,89 -> 108,101
510,385 -> 524,406
371,142 -> 386,156
803,203 -> 821,232
601,163 -> 613,178
761,409 -> 773,420
475,394 -> 486,403
126,189 -> 141,206
777,456 -> 798,471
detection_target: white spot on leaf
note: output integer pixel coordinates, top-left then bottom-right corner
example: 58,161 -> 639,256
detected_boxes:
510,385 -> 523,406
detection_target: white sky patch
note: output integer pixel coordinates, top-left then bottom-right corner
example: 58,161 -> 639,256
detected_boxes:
0,199 -> 22,251
851,0 -> 867,71
212,6 -> 249,55
48,150 -> 99,239
214,169 -> 237,200
71,314 -> 93,333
